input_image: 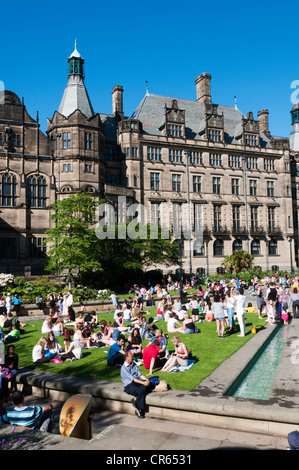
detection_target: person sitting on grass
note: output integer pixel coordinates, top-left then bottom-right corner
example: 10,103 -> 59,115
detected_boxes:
161,336 -> 188,372
59,335 -> 83,362
84,310 -> 98,328
182,312 -> 199,334
113,311 -> 129,332
46,332 -> 63,356
166,312 -> 185,334
73,324 -> 94,349
127,328 -> 142,357
41,315 -> 53,335
150,329 -> 168,360
53,318 -> 64,336
4,324 -> 20,343
107,335 -> 126,367
32,337 -> 55,363
143,338 -> 165,376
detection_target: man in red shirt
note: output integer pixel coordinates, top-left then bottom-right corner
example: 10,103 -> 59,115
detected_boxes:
143,338 -> 162,375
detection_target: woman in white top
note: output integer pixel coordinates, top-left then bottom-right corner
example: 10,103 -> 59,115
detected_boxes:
41,316 -> 53,334
59,336 -> 82,361
166,313 -> 185,334
234,287 -> 246,337
53,318 -> 64,336
226,287 -> 236,334
32,337 -> 53,363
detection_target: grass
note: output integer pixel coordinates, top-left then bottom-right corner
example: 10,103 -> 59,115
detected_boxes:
5,309 -> 267,391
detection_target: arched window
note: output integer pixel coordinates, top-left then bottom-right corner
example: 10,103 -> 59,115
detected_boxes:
193,239 -> 204,256
214,239 -> 224,256
269,239 -> 277,255
61,185 -> 73,193
251,239 -> 260,255
232,239 -> 242,252
27,175 -> 47,208
0,172 -> 17,206
84,185 -> 95,193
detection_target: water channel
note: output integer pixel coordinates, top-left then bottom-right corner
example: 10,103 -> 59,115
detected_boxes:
226,324 -> 289,400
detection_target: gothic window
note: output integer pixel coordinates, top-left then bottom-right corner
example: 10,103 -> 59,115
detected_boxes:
0,172 -> 17,206
27,175 -> 47,208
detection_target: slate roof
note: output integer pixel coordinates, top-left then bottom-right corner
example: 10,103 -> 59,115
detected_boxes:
58,74 -> 94,119
131,93 -> 273,148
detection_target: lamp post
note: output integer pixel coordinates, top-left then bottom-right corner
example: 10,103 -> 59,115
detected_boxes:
184,150 -> 192,274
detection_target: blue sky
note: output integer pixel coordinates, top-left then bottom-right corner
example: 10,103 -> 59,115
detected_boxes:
1,0 -> 298,137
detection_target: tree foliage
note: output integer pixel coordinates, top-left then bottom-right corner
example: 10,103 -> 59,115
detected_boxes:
45,193 -> 179,286
221,250 -> 254,274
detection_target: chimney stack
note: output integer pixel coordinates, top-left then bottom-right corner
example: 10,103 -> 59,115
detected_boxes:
258,109 -> 270,138
195,73 -> 212,113
112,85 -> 124,117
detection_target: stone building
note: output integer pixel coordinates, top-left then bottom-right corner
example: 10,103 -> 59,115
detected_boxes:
0,43 -> 297,276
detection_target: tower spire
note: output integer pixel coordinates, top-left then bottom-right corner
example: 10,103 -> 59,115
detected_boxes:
58,42 -> 94,118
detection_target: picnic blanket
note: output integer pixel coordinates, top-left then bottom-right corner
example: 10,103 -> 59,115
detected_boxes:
168,359 -> 195,373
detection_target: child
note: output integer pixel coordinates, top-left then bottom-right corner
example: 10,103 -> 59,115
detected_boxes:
267,300 -> 275,325
281,306 -> 289,325
245,303 -> 256,313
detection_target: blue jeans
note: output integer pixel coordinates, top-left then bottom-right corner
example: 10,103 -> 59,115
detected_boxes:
227,308 -> 235,327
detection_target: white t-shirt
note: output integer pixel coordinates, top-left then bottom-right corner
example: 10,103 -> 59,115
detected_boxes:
235,294 -> 246,314
71,340 -> 83,359
167,317 -> 177,331
123,309 -> 131,321
32,345 -> 43,362
226,296 -> 235,310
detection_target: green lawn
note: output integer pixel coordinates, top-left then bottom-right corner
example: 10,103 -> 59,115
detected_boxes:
5,309 -> 267,391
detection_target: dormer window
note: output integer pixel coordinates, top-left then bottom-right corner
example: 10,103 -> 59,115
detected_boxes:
168,124 -> 182,137
208,129 -> 221,142
164,100 -> 185,138
245,134 -> 257,146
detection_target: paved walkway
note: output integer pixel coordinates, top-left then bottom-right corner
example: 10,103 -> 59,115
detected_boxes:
1,293 -> 297,451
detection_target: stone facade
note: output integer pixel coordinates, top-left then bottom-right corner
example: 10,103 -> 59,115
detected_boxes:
0,45 -> 297,276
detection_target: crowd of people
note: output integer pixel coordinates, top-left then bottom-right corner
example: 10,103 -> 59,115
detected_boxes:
1,271 -> 299,424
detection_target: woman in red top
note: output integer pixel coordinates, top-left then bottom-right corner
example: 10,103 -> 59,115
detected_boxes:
161,336 -> 188,372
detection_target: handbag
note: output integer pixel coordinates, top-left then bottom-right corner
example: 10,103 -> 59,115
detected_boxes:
153,380 -> 168,392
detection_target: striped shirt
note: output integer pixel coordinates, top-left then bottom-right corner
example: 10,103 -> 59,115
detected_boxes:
1,405 -> 44,429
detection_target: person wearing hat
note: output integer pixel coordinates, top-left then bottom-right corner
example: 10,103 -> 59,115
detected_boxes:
5,293 -> 11,317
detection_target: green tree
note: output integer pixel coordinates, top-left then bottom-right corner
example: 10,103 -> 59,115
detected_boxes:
222,250 -> 254,274
45,192 -> 103,275
45,193 -> 179,286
